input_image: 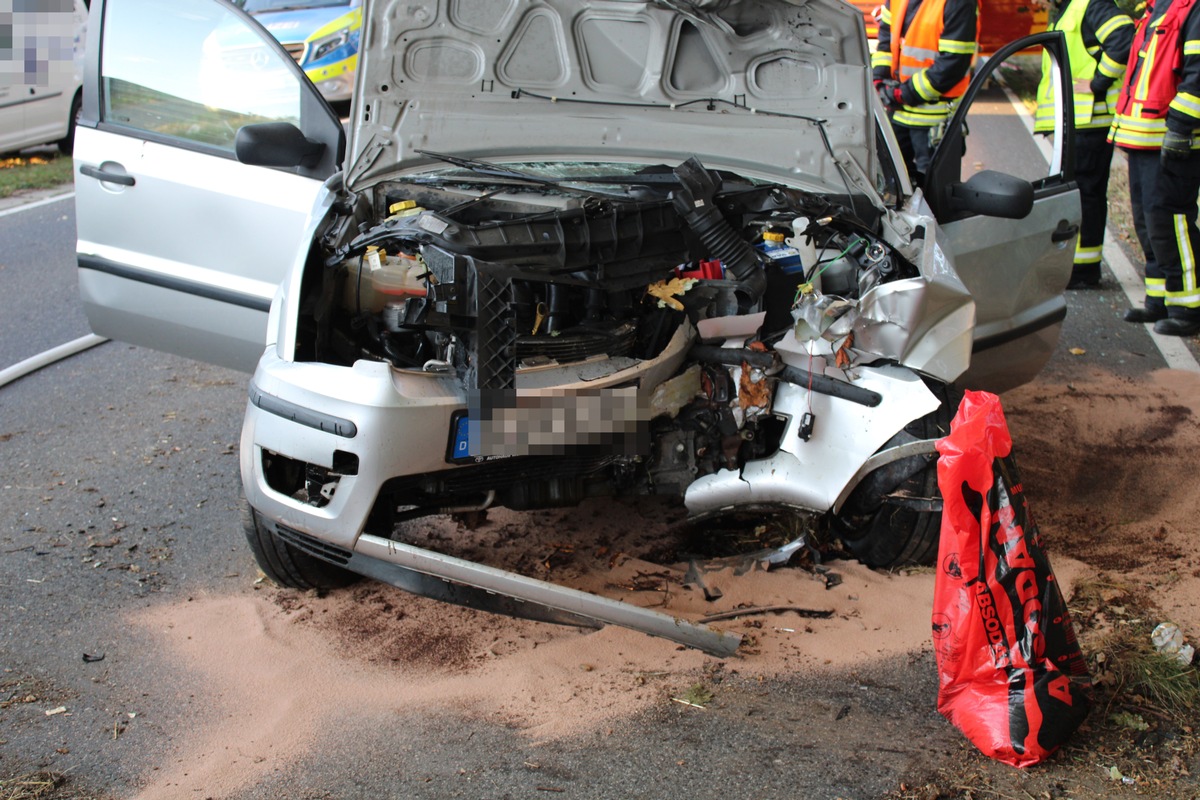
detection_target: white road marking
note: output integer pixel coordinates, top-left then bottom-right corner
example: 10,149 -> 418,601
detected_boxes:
0,190 -> 74,218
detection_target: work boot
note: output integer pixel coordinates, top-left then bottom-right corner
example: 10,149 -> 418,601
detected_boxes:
1154,316 -> 1200,336
1066,266 -> 1101,289
1124,305 -> 1166,323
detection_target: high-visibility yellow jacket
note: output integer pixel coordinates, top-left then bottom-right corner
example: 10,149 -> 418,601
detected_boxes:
1034,0 -> 1133,133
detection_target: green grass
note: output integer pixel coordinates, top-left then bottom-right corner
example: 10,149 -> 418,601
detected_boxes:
0,152 -> 74,199
995,57 -> 1041,112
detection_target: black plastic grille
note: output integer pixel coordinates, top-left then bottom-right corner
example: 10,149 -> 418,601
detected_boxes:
274,523 -> 353,567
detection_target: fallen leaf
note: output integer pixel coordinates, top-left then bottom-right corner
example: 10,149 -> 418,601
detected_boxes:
646,277 -> 697,311
1068,347 -> 1086,356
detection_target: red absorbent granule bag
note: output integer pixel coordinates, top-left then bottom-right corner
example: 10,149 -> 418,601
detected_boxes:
932,390 -> 1091,767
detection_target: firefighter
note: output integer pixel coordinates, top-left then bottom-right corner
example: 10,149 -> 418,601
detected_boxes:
872,0 -> 980,183
1109,0 -> 1200,335
1033,0 -> 1134,289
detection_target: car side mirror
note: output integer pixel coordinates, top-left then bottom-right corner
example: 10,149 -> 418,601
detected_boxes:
235,122 -> 325,169
947,169 -> 1034,220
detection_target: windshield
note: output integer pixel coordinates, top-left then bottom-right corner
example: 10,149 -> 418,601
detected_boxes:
234,0 -> 351,12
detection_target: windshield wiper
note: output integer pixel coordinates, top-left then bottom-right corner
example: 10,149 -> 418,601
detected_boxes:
416,150 -> 630,198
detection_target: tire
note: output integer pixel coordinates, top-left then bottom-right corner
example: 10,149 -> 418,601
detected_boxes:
833,381 -> 962,569
57,92 -> 81,156
242,500 -> 359,591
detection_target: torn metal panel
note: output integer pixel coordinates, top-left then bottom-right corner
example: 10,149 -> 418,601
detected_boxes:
683,363 -> 939,515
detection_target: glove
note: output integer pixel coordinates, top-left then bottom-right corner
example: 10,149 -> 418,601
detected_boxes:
1089,74 -> 1114,102
875,78 -> 901,109
1162,129 -> 1194,164
928,120 -> 948,149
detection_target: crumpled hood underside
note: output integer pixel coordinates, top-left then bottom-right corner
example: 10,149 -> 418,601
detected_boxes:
348,0 -> 875,191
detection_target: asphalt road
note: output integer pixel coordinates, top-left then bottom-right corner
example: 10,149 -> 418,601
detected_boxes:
0,86 -> 1196,798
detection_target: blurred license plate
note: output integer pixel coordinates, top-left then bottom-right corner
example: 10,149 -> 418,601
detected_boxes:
445,388 -> 646,464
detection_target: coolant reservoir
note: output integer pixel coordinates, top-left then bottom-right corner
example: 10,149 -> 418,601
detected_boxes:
343,249 -> 428,313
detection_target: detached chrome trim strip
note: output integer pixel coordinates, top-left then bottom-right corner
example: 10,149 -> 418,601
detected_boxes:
78,253 -> 271,312
352,531 -> 743,657
249,383 -> 358,438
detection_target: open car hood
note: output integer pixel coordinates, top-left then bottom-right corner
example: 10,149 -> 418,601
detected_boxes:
347,0 -> 877,192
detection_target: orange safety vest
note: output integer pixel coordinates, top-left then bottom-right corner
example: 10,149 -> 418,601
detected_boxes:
1110,0 -> 1199,148
889,0 -> 973,99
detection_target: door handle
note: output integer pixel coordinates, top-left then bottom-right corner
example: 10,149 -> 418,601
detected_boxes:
79,164 -> 136,186
1051,221 -> 1079,243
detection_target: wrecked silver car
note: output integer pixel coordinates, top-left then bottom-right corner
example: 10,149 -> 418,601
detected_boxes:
75,0 -> 1078,654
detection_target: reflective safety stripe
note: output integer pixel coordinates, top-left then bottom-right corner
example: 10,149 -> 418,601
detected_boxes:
1074,243 -> 1103,266
872,50 -> 894,69
1096,15 -> 1133,42
912,70 -> 938,101
1110,113 -> 1168,147
1186,40 -> 1200,56
893,100 -> 956,125
1166,290 -> 1200,307
1112,0 -> 1199,149
938,37 -> 977,55
1147,276 -> 1167,297
1098,52 -> 1125,78
1034,1 -> 1124,133
1168,213 -> 1200,307
1170,91 -> 1200,117
901,44 -> 939,63
886,0 -> 975,100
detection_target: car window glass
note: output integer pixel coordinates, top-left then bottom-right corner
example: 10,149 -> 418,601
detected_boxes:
235,0 -> 351,10
958,74 -> 1055,186
99,0 -> 300,152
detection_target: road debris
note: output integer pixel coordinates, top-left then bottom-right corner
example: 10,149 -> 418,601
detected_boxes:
671,683 -> 713,709
682,560 -> 723,601
1151,622 -> 1197,667
702,604 -> 834,623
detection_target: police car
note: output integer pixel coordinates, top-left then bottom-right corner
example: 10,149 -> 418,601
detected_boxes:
235,0 -> 360,103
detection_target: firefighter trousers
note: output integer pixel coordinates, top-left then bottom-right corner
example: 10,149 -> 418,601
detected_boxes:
1148,151 -> 1200,320
1126,148 -> 1166,314
1071,128 -> 1115,281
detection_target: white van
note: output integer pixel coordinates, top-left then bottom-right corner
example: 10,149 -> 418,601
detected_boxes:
0,0 -> 88,155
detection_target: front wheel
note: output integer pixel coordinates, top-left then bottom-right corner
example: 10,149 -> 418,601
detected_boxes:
57,92 -> 81,155
833,382 -> 961,569
242,501 -> 359,591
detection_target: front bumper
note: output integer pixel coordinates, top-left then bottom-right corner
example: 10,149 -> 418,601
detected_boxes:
240,324 -> 693,552
241,352 -> 467,552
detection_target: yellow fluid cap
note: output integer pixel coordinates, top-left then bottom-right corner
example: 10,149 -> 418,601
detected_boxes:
389,200 -> 417,214
764,231 -> 787,243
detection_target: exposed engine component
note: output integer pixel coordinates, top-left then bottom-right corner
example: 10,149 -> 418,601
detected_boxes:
296,156 -> 923,534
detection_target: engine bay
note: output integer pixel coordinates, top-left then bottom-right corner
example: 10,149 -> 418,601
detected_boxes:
285,156 -> 931,521
302,156 -> 910,377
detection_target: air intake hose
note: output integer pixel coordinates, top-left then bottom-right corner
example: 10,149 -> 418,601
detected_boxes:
671,157 -> 766,306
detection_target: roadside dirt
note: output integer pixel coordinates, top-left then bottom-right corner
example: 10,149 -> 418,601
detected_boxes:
99,367 -> 1200,800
